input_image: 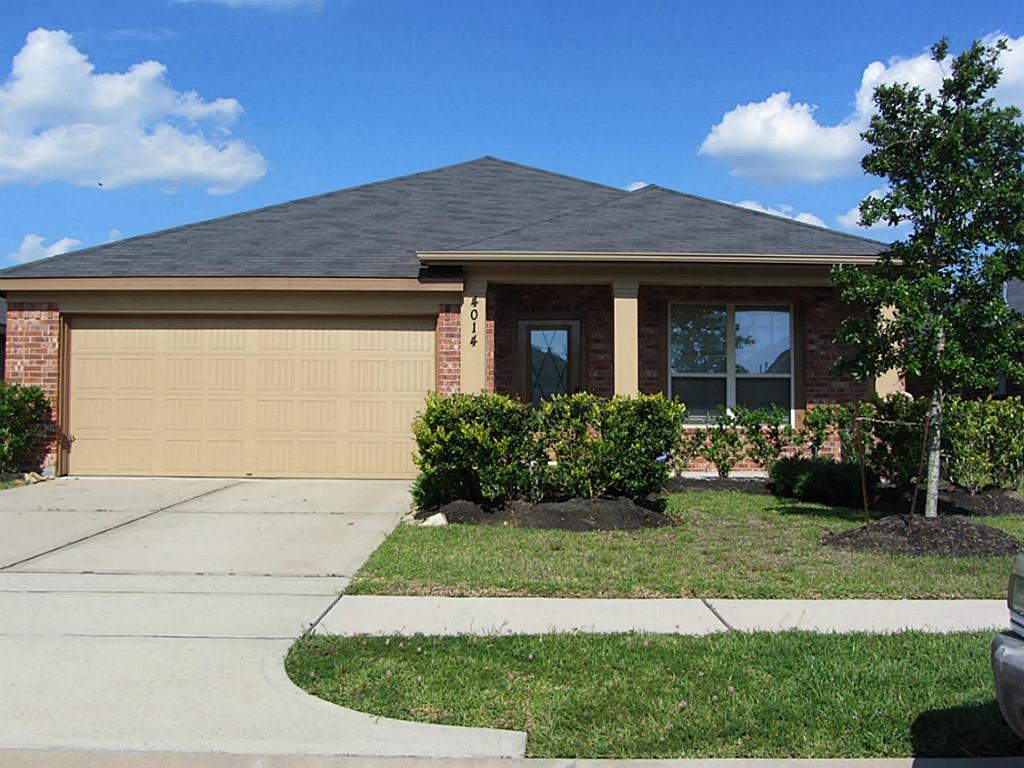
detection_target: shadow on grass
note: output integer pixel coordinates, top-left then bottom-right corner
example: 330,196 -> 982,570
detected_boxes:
769,501 -> 872,523
911,699 -> 1023,757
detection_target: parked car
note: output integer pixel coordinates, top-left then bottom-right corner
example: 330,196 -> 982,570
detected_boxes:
992,552 -> 1024,738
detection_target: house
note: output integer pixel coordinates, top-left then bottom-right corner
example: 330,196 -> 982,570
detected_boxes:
0,157 -> 887,479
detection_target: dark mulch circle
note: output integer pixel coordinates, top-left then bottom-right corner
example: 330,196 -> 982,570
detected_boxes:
871,485 -> 1024,517
663,476 -> 771,495
420,497 -> 674,531
821,514 -> 1022,558
940,487 -> 1024,517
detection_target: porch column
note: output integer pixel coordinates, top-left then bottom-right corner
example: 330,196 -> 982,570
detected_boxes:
874,305 -> 904,396
460,277 -> 488,392
612,280 -> 639,395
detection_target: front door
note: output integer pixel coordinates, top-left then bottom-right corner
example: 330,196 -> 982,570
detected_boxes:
517,319 -> 582,404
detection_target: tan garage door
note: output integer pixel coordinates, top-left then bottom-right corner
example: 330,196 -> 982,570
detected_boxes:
66,316 -> 435,478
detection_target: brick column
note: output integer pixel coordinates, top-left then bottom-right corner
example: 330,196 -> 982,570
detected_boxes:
435,303 -> 461,395
4,302 -> 60,473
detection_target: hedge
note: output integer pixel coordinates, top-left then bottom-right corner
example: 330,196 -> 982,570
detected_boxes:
412,392 -> 686,507
411,391 -> 1024,509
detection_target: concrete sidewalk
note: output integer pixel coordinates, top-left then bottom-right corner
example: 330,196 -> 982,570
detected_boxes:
2,750 -> 1021,767
316,596 -> 1008,636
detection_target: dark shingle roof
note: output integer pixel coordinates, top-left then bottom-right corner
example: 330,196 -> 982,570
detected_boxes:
0,157 -> 884,280
449,185 -> 883,256
0,158 -> 623,279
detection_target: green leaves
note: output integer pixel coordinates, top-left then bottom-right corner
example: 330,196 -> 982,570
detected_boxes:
412,392 -> 688,506
834,36 -> 1024,395
0,381 -> 51,472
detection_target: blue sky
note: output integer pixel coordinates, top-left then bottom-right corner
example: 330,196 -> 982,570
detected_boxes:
1,0 -> 1023,267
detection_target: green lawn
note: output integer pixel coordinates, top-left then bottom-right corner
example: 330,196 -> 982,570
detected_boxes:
287,631 -> 1021,758
348,491 -> 1024,598
0,479 -> 22,491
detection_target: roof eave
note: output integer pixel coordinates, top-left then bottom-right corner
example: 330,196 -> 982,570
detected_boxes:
0,275 -> 464,293
417,250 -> 882,266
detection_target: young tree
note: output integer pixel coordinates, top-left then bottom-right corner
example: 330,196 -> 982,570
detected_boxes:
833,37 -> 1024,518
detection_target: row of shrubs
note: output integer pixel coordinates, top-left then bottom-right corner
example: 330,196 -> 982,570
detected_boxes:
412,392 -> 688,507
413,391 -> 1024,509
787,395 -> 1024,496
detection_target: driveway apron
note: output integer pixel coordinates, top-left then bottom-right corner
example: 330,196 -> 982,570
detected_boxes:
0,477 -> 526,758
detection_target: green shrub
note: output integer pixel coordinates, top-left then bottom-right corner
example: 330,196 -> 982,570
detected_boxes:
985,397 -> 1024,491
0,381 -> 51,472
943,397 -> 996,494
832,400 -> 878,464
733,404 -> 796,471
943,396 -> 1024,494
538,393 -> 609,499
767,455 -> 803,497
868,394 -> 929,489
539,393 -> 687,498
412,392 -> 542,507
602,394 -> 688,498
696,409 -> 746,478
769,456 -> 871,507
412,392 -> 687,506
802,405 -> 840,459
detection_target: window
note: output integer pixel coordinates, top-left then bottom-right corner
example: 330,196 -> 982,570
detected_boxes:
669,303 -> 792,424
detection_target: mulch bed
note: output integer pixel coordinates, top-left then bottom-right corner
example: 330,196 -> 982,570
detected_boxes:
663,476 -> 772,495
419,497 -> 674,531
821,515 -> 1022,558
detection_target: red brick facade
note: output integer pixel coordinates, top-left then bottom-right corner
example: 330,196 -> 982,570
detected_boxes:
4,302 -> 61,472
491,284 -> 614,398
435,303 -> 461,396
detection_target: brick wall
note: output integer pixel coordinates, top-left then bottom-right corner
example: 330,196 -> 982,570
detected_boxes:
491,284 -> 613,398
435,303 -> 461,396
4,302 -> 61,472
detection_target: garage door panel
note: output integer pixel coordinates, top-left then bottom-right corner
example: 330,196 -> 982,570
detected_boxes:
68,317 -> 434,478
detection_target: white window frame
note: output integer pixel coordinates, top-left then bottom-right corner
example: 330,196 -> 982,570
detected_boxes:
667,301 -> 795,427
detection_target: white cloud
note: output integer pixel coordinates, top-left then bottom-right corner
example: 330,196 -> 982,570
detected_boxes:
700,33 -> 1024,184
173,0 -> 322,7
732,199 -> 826,228
106,228 -> 123,242
7,233 -> 82,264
625,180 -> 648,191
0,28 -> 266,193
835,186 -> 912,237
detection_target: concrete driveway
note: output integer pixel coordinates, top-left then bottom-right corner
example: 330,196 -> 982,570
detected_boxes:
0,478 -> 525,760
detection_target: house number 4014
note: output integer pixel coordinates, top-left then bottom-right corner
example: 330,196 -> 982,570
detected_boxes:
469,296 -> 479,347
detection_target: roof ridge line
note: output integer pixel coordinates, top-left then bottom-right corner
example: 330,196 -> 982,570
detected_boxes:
645,185 -> 888,248
442,189 -> 634,251
478,156 -> 631,196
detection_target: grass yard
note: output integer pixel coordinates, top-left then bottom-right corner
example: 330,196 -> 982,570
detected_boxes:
288,631 -> 1021,758
348,491 -> 1024,599
0,479 -> 22,491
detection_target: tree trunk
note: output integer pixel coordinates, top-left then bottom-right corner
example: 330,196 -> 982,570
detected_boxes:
923,391 -> 943,519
